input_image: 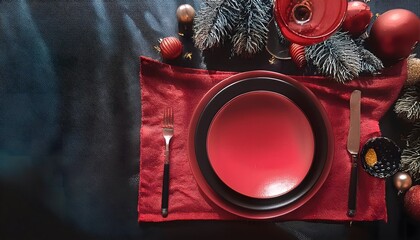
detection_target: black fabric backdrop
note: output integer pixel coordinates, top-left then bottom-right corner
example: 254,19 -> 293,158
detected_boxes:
0,1 -> 419,239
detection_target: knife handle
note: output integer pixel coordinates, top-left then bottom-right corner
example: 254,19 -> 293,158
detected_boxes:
347,154 -> 358,217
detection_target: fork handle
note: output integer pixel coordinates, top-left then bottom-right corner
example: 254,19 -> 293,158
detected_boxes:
161,162 -> 170,218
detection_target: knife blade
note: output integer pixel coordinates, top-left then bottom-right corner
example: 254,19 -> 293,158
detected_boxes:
347,90 -> 361,217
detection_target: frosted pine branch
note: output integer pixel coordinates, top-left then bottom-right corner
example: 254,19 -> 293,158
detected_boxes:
193,0 -> 243,51
354,38 -> 384,74
305,32 -> 361,83
401,144 -> 420,181
394,84 -> 420,122
407,122 -> 420,147
231,0 -> 272,56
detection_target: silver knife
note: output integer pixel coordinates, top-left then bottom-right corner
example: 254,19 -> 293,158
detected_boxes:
347,90 -> 361,217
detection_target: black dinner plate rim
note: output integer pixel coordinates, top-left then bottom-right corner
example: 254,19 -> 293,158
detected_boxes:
194,76 -> 330,211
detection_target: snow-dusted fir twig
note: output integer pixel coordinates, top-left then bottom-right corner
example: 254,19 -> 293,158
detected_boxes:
401,144 -> 420,181
407,122 -> 420,147
358,47 -> 384,74
394,84 -> 420,122
305,32 -> 361,83
353,37 -> 383,74
193,0 -> 243,51
231,0 -> 272,56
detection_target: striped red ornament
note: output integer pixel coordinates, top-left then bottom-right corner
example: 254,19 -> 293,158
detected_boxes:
289,43 -> 306,68
159,37 -> 183,60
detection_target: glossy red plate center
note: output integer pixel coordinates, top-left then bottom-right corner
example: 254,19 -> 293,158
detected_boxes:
206,91 -> 315,199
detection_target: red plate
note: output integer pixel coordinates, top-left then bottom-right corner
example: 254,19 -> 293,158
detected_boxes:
188,71 -> 333,219
207,91 -> 315,199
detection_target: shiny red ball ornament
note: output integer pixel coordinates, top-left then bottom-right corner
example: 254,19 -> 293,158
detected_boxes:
341,1 -> 372,37
289,43 -> 306,68
404,185 -> 420,222
368,9 -> 420,62
159,37 -> 183,60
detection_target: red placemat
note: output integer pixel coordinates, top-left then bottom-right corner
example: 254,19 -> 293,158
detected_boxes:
138,56 -> 407,222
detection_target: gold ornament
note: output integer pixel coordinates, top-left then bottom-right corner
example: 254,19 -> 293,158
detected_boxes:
393,172 -> 413,193
184,52 -> 193,60
268,56 -> 277,64
176,4 -> 195,24
407,57 -> 420,85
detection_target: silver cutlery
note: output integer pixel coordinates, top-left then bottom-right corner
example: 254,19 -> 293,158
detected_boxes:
347,90 -> 361,217
161,107 -> 174,218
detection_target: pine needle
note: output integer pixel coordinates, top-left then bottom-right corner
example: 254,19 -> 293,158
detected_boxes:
354,38 -> 384,74
394,84 -> 420,122
401,144 -> 420,181
407,122 -> 420,147
359,47 -> 384,74
193,0 -> 244,51
305,32 -> 361,83
231,0 -> 272,56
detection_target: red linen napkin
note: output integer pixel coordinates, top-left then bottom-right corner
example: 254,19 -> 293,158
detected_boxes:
138,56 -> 407,222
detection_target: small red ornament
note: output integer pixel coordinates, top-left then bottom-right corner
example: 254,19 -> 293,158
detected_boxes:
404,185 -> 420,222
341,1 -> 372,37
159,37 -> 183,60
289,43 -> 306,68
368,9 -> 420,62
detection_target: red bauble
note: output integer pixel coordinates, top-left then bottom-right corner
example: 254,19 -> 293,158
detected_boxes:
404,185 -> 420,222
368,9 -> 420,62
159,37 -> 183,60
289,43 -> 306,68
341,1 -> 372,37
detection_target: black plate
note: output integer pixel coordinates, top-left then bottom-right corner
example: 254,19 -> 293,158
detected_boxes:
194,77 -> 331,211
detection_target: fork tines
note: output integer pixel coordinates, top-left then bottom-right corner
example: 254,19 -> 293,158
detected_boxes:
163,107 -> 174,128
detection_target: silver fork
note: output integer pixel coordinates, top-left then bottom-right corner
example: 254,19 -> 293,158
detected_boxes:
161,107 -> 174,218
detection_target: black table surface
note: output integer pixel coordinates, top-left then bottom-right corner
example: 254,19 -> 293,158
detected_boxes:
1,1 -> 420,239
